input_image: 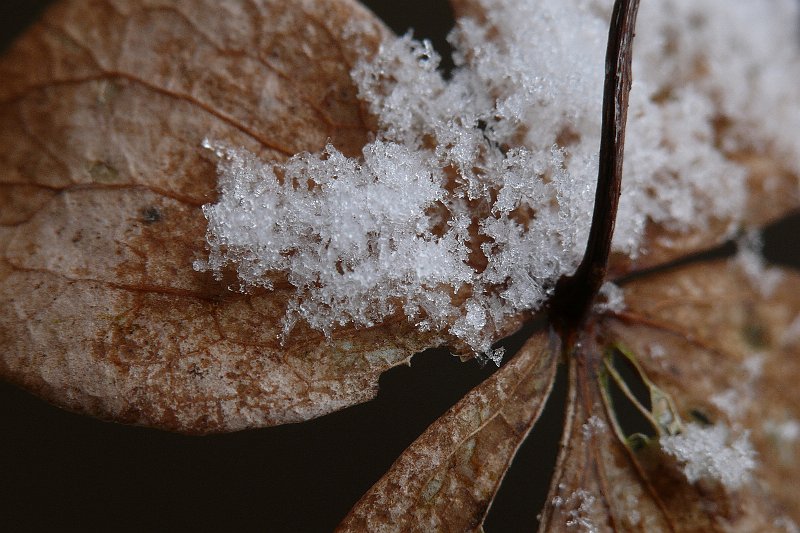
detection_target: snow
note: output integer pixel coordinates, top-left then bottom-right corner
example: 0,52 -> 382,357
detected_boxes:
734,229 -> 783,297
594,281 -> 625,313
196,0 -> 800,357
660,422 -> 756,489
552,487 -> 599,533
582,414 -> 607,439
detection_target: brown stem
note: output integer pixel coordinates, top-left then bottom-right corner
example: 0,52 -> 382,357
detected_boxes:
551,0 -> 640,335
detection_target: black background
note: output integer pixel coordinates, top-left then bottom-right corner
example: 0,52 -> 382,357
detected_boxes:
1,1 -> 798,532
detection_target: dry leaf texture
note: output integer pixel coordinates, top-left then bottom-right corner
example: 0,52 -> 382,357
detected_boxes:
338,329 -> 559,532
0,0 -> 446,434
1,1 -> 800,531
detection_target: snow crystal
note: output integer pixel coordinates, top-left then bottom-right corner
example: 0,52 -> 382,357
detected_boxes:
775,516 -> 800,533
197,0 -> 800,355
764,419 -> 800,444
582,414 -> 607,439
594,281 -> 625,312
734,229 -> 783,297
552,487 -> 599,533
782,314 -> 800,347
648,344 -> 667,359
660,422 -> 756,489
710,352 -> 763,420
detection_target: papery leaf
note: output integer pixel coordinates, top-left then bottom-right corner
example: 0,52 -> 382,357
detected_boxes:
537,260 -> 800,531
601,260 -> 800,526
0,0 -> 447,434
538,356 -> 673,532
337,329 -> 559,532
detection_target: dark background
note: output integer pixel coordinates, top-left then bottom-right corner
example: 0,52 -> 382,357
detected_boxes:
1,1 -> 798,532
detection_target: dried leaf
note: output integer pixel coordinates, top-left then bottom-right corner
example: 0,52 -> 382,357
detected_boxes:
601,260 -> 800,527
337,329 -> 559,532
0,0 -> 445,434
2,1 -> 800,531
538,356 -> 673,532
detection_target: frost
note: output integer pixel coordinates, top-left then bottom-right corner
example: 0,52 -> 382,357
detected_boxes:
734,229 -> 783,297
552,487 -> 599,533
660,422 -> 756,489
594,281 -> 625,312
197,0 -> 800,354
582,414 -> 607,439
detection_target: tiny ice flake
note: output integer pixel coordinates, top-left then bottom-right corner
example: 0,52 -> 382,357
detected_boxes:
734,229 -> 784,297
660,422 -> 756,489
552,488 -> 599,533
594,281 -> 625,312
582,414 -> 607,439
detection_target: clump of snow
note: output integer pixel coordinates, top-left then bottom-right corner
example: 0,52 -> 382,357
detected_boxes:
582,414 -> 607,439
660,422 -> 756,489
552,487 -> 599,533
197,0 -> 800,357
594,281 -> 625,313
734,228 -> 783,297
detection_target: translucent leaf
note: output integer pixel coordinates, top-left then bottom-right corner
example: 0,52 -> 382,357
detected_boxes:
0,0 -> 447,434
337,329 -> 559,532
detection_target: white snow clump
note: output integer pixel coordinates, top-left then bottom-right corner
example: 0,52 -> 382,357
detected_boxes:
196,0 -> 800,358
660,422 -> 756,489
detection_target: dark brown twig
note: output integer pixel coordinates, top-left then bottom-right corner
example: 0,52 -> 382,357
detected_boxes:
551,0 -> 640,336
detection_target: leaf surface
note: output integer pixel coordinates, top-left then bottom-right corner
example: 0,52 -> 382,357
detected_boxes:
601,261 -> 800,528
0,0 -> 446,434
337,329 -> 559,532
537,260 -> 800,531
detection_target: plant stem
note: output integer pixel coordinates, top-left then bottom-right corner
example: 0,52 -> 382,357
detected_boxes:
551,0 -> 640,335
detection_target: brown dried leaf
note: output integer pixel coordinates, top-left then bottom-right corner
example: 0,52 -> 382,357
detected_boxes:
338,259 -> 800,531
520,260 -> 800,532
0,0 -> 445,434
538,356 -> 674,532
601,260 -> 800,527
337,329 -> 559,532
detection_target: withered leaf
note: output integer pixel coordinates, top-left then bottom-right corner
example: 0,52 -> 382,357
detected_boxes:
601,261 -> 800,528
0,0 -> 444,434
338,329 -> 559,532
540,261 -> 800,531
334,261 -> 800,532
2,0 -> 800,531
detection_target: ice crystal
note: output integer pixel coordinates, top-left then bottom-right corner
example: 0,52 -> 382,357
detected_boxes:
197,0 -> 800,356
594,282 -> 625,312
552,487 -> 599,533
660,422 -> 756,489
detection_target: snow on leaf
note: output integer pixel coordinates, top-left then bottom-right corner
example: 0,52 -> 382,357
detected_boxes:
660,422 -> 755,489
1,0 -> 800,531
0,0 -> 445,434
602,261 -> 800,527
